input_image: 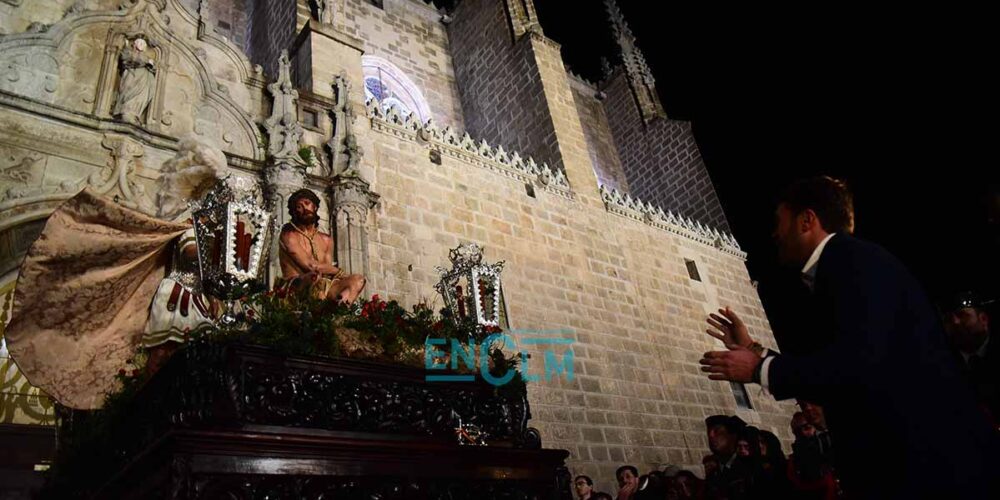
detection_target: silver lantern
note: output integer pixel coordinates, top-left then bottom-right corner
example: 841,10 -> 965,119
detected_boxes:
435,243 -> 506,327
191,176 -> 273,325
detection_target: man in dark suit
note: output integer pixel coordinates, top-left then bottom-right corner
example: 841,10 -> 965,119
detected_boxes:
699,176 -> 997,499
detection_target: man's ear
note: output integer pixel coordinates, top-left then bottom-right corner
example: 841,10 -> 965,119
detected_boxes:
798,209 -> 819,233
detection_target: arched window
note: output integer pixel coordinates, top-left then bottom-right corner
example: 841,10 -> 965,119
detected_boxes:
361,56 -> 431,123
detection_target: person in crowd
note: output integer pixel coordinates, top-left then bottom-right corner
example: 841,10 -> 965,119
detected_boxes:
736,426 -> 762,462
575,475 -> 596,500
702,454 -> 720,481
633,472 -> 668,500
616,465 -> 639,500
942,291 -> 999,428
704,415 -> 753,499
796,400 -> 828,432
755,429 -> 791,499
789,412 -> 816,440
757,430 -> 787,476
675,470 -> 704,500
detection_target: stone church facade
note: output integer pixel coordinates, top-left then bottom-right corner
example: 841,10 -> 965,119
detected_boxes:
0,0 -> 790,491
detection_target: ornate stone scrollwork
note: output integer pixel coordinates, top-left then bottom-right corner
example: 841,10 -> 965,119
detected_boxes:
88,134 -> 153,212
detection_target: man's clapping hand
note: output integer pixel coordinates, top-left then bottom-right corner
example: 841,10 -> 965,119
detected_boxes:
699,347 -> 761,383
702,307 -> 761,383
706,306 -> 753,350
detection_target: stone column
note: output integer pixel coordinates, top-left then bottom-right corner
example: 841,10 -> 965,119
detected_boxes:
262,162 -> 307,287
328,172 -> 379,278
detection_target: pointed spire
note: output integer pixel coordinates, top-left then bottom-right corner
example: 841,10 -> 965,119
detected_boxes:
603,0 -> 665,121
503,0 -> 543,39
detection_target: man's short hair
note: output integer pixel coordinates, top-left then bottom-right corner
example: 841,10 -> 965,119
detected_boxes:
705,414 -> 746,434
616,465 -> 638,479
779,176 -> 854,234
574,475 -> 593,486
287,188 -> 321,214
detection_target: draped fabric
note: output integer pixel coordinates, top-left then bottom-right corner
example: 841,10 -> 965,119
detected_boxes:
5,189 -> 188,409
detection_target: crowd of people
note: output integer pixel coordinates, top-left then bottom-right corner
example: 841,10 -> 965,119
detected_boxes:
575,282 -> 998,500
572,401 -> 838,500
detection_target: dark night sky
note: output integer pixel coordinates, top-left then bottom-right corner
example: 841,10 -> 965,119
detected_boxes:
522,0 -> 996,306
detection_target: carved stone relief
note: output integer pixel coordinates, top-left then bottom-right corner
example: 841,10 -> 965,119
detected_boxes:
0,52 -> 59,103
85,134 -> 153,213
1,148 -> 43,187
0,141 -> 88,207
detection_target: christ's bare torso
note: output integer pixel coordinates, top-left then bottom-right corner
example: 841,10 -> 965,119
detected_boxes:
279,223 -> 334,279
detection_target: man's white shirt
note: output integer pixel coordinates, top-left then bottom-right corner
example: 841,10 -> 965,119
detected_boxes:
759,233 -> 837,394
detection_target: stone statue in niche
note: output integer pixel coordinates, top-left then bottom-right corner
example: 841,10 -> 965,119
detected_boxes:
112,37 -> 156,125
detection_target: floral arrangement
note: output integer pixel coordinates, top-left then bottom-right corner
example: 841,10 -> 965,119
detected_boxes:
190,286 -> 521,376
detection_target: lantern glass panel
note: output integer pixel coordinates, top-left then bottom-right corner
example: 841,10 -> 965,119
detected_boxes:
233,209 -> 258,273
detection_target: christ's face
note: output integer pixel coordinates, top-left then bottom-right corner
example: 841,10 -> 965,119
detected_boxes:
292,197 -> 320,227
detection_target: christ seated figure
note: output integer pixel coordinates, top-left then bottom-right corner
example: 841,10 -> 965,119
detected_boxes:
278,188 -> 366,304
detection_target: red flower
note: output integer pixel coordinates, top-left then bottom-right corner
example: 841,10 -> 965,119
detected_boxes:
118,369 -> 127,377
371,294 -> 381,302
131,369 -> 140,378
432,321 -> 444,332
247,309 -> 255,319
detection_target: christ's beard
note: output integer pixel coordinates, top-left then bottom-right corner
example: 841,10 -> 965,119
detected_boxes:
291,212 -> 320,227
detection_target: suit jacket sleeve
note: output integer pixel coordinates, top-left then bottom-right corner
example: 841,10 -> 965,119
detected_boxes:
766,241 -> 900,402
